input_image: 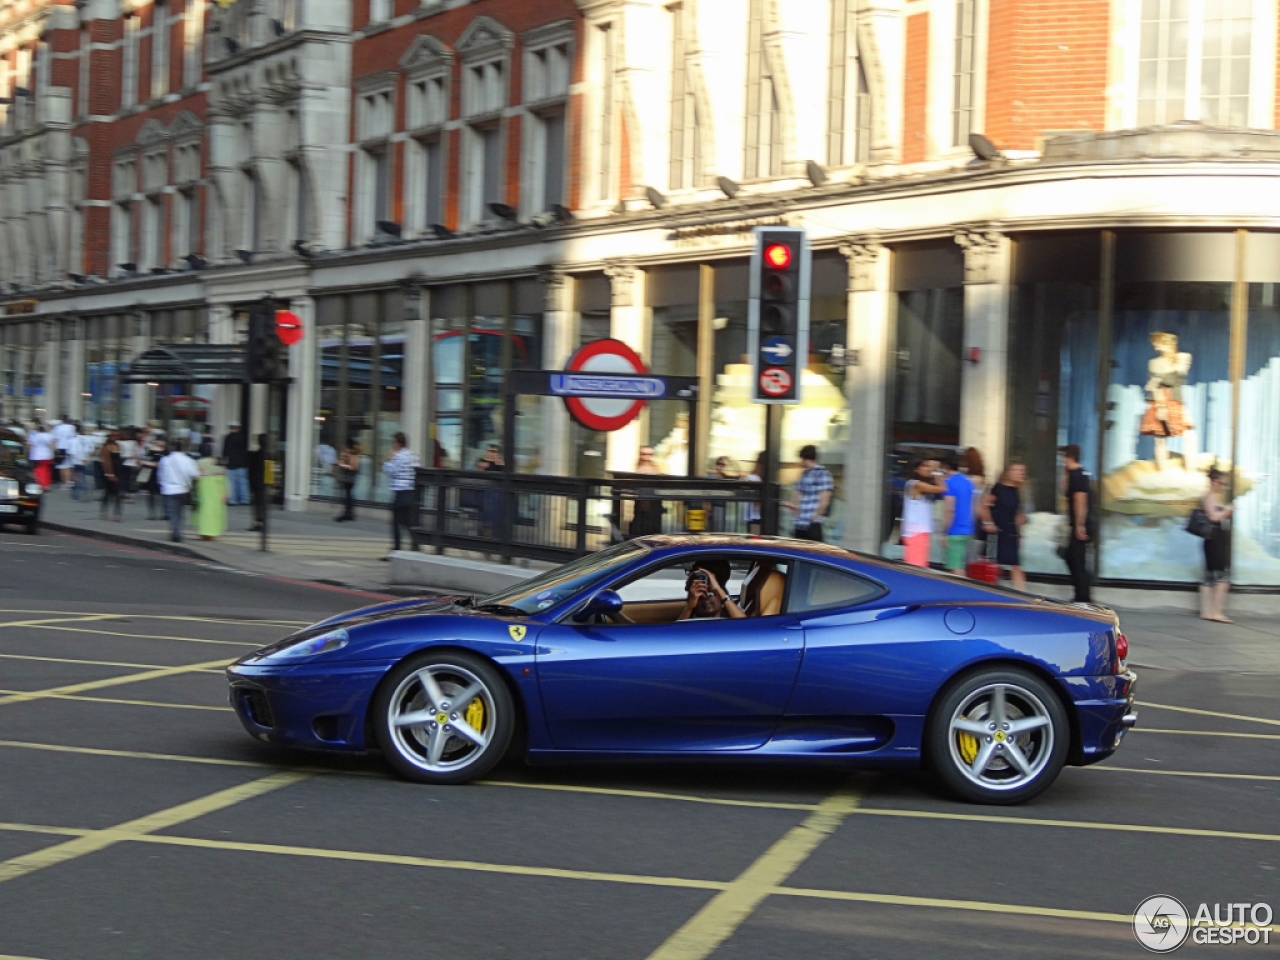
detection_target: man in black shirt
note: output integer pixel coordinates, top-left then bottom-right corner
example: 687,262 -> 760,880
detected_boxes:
1062,444 -> 1094,603
221,422 -> 249,506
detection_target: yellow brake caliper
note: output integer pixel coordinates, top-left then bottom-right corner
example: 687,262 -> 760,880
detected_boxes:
957,715 -> 979,764
465,697 -> 485,734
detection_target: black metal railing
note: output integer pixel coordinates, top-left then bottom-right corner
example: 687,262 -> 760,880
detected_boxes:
412,468 -> 781,564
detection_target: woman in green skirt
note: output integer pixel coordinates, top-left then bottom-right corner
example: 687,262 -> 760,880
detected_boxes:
196,440 -> 228,540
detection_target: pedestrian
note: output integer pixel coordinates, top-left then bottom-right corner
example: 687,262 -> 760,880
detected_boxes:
744,451 -> 765,535
382,431 -> 420,557
222,422 -> 249,506
158,438 -> 200,542
1198,466 -> 1234,623
474,443 -> 504,538
980,460 -> 1028,591
54,416 -> 76,488
629,445 -> 665,537
1061,444 -> 1095,603
941,453 -> 976,574
334,437 -> 359,522
118,427 -> 140,502
784,445 -> 834,542
705,456 -> 734,532
902,458 -> 947,567
99,429 -> 123,521
69,423 -> 93,501
27,420 -> 54,490
247,434 -> 269,532
142,433 -> 167,520
196,440 -> 228,541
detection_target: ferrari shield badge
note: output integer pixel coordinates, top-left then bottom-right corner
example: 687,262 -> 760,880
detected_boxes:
508,625 -> 527,641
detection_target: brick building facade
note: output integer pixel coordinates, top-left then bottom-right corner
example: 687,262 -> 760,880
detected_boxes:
3,0 -> 1280,591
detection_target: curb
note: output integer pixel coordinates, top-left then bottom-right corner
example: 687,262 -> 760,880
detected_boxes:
41,519 -> 230,564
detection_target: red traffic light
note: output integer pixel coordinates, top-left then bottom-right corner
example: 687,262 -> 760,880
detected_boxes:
275,309 -> 304,347
763,243 -> 792,270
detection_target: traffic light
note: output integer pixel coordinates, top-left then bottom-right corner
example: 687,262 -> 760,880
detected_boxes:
247,299 -> 281,383
749,227 -> 809,404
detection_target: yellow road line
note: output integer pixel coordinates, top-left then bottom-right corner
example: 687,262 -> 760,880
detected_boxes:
0,609 -> 308,627
0,652 -> 216,671
0,658 -> 233,708
11,625 -> 260,647
843,806 -> 1280,843
0,822 -> 92,839
0,772 -> 305,886
645,787 -> 860,960
1134,727 -> 1280,741
1089,765 -> 1280,784
1139,700 -> 1280,728
0,690 -> 231,712
0,740 -> 270,769
481,780 -> 819,812
0,615 -> 120,629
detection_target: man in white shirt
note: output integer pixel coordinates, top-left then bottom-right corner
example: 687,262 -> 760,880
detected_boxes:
53,418 -> 76,488
27,422 -> 55,490
70,425 -> 96,501
158,441 -> 201,543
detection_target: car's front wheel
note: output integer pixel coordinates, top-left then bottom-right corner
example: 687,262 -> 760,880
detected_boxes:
928,667 -> 1069,805
372,650 -> 515,785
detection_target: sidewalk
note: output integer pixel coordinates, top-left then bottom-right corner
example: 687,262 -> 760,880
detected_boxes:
30,484 -> 1280,671
38,485 -> 401,595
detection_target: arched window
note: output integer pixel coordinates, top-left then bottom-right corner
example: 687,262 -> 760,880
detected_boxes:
668,2 -> 704,190
744,0 -> 782,179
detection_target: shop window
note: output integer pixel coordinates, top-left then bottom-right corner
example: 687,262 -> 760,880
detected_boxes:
570,273 -> 612,478
646,265 -> 699,468
1239,282 -> 1280,584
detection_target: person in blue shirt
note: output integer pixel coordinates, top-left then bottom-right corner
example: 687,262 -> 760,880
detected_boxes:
941,452 -> 975,574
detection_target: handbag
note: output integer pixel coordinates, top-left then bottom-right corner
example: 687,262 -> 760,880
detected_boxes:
1186,507 -> 1217,540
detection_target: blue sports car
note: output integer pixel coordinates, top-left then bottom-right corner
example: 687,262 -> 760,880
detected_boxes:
227,535 -> 1137,804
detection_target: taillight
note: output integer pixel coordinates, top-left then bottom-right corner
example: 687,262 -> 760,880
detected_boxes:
1116,632 -> 1128,664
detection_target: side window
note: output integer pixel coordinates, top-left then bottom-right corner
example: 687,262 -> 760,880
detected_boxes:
787,562 -> 883,614
612,556 -> 771,605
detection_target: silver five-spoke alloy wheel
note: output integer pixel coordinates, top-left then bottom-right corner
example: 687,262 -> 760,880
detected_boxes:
373,651 -> 515,784
948,682 -> 1054,792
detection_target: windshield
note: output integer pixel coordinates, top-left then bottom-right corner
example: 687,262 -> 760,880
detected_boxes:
0,439 -> 24,466
479,541 -> 650,614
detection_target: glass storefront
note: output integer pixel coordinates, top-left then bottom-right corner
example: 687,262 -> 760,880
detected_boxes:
569,272 -> 611,478
0,319 -> 44,423
1009,231 -> 1280,586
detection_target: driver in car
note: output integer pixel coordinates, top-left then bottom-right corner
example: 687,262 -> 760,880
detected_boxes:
677,558 -> 746,621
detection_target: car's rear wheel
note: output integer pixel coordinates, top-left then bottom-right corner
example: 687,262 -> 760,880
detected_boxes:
24,520 -> 37,536
373,650 -> 514,785
928,667 -> 1069,805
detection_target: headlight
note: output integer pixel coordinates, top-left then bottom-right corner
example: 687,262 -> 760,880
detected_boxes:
24,483 -> 42,496
266,628 -> 350,661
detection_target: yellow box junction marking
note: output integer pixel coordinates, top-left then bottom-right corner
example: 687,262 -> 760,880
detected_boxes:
0,690 -> 233,712
1134,728 -> 1280,742
645,787 -> 861,960
1138,700 -> 1280,728
0,772 -> 305,886
0,658 -> 233,708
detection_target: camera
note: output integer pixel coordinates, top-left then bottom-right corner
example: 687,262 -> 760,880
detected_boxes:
687,570 -> 710,590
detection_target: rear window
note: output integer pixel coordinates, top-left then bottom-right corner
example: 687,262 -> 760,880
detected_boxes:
787,562 -> 884,613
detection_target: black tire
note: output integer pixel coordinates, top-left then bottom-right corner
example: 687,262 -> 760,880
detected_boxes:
927,666 -> 1069,805
24,521 -> 38,536
372,649 -> 515,785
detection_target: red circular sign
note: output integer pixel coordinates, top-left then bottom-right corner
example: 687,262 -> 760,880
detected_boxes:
759,366 -> 793,398
564,338 -> 649,432
275,310 -> 304,347
764,243 -> 793,270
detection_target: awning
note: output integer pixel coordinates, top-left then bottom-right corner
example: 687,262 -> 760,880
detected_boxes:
121,344 -> 249,384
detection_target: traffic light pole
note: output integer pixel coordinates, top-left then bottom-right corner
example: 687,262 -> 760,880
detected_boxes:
762,404 -> 783,536
260,383 -> 269,553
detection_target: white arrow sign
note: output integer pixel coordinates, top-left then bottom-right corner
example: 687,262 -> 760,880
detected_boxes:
761,338 -> 794,361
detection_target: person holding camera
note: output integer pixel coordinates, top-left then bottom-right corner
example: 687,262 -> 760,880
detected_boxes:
678,558 -> 745,620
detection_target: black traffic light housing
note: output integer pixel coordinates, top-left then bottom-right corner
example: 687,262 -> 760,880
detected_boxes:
749,227 -> 810,404
247,299 -> 281,383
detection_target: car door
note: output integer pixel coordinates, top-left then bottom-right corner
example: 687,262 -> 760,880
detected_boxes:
535,557 -> 804,752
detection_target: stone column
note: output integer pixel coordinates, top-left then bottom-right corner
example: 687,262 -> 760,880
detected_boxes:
955,229 -> 1012,467
66,322 -> 85,421
604,259 -> 646,474
401,282 -> 429,463
540,268 -> 572,477
129,311 -> 149,428
284,295 -> 316,511
839,237 -> 891,553
42,320 -> 61,421
206,304 -> 237,439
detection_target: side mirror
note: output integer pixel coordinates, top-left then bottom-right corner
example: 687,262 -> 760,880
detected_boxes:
574,589 -> 623,623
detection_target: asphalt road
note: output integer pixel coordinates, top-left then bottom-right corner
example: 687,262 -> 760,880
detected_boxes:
0,530 -> 1277,959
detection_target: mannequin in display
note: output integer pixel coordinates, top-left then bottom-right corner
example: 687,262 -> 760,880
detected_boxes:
1140,331 -> 1193,471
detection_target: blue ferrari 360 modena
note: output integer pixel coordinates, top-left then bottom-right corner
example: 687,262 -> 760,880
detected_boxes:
227,535 -> 1137,804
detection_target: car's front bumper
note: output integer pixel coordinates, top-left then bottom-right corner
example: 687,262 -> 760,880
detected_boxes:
0,498 -> 39,525
1061,669 -> 1137,765
226,660 -> 394,752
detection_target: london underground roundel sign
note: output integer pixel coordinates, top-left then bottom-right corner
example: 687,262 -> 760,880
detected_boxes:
561,339 -> 650,432
275,310 -> 304,347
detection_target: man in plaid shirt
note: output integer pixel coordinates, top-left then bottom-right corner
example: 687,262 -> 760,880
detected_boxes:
382,432 -> 420,557
785,444 -> 833,542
